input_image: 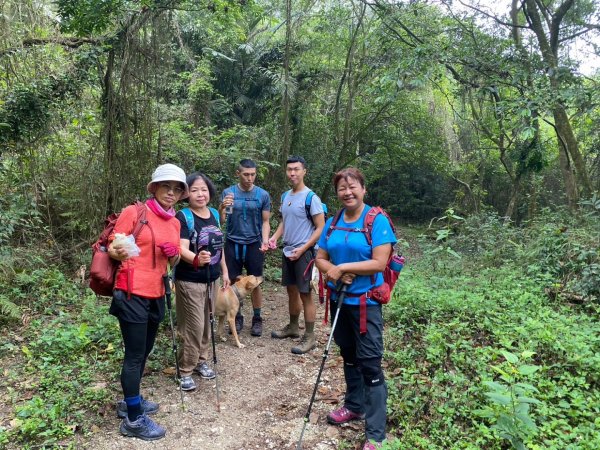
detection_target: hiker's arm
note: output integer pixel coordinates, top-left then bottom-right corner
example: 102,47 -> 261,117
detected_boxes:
108,243 -> 129,261
220,256 -> 230,289
179,239 -> 210,266
316,248 -> 354,284
292,213 -> 325,260
269,221 -> 284,248
315,248 -> 334,273
179,238 -> 195,264
337,244 -> 392,275
219,190 -> 234,223
108,205 -> 138,261
260,209 -> 271,252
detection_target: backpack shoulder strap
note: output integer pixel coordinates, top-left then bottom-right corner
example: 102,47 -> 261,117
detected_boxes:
325,208 -> 345,240
180,207 -> 195,238
281,189 -> 291,204
305,190 -> 315,221
208,207 -> 220,227
131,201 -> 148,239
363,206 -> 395,247
131,201 -> 155,268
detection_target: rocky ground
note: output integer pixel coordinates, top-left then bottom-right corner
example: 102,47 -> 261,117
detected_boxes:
80,283 -> 367,450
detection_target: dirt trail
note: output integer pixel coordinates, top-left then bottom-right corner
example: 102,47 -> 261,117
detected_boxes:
80,283 -> 364,450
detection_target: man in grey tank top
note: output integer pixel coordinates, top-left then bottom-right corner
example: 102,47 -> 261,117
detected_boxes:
268,156 -> 325,354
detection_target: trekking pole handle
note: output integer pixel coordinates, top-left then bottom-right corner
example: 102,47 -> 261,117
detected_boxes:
163,274 -> 172,309
337,282 -> 348,299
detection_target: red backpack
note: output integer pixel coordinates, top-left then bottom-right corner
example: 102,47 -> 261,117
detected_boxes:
89,202 -> 148,296
325,206 -> 404,333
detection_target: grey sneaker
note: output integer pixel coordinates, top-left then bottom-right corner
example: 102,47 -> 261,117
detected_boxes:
119,414 -> 166,441
180,376 -> 197,391
117,396 -> 159,419
271,323 -> 300,339
291,333 -> 316,354
251,316 -> 263,336
194,362 -> 215,380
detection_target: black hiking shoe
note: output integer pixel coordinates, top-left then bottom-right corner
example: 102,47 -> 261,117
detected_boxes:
251,316 -> 263,336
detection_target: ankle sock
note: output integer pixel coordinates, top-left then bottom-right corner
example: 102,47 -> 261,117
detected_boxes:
305,321 -> 315,334
290,314 -> 300,327
125,395 -> 142,421
253,308 -> 261,317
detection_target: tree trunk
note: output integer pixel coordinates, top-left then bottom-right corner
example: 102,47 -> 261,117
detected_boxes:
556,136 -> 578,210
102,48 -> 117,216
280,0 -> 292,168
505,172 -> 522,221
553,105 -> 593,196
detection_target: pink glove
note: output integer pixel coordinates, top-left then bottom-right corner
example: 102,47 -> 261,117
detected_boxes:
158,242 -> 179,258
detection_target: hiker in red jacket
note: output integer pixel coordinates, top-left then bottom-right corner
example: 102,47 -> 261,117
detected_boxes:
108,163 -> 187,441
315,167 -> 396,450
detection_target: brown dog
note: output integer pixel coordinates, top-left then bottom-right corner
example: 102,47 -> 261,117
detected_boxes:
215,275 -> 263,348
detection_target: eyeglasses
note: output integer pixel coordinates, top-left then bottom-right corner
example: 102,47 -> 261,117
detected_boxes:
158,182 -> 184,195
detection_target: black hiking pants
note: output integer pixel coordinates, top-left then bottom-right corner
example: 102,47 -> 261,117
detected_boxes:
331,301 -> 387,443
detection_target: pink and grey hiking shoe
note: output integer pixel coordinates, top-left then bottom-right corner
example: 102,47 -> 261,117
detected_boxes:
326,406 -> 365,425
363,441 -> 383,450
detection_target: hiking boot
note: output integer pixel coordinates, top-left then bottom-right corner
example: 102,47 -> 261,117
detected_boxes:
119,414 -> 166,441
180,376 -> 197,391
251,316 -> 263,336
230,312 -> 244,334
271,323 -> 300,339
327,406 -> 365,425
363,441 -> 383,450
117,396 -> 159,419
235,312 -> 244,332
291,333 -> 316,354
194,362 -> 215,380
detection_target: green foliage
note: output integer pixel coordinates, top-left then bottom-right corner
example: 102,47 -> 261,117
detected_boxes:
427,208 -> 464,259
384,217 -> 600,448
3,287 -> 121,447
56,0 -> 125,36
476,350 -> 542,450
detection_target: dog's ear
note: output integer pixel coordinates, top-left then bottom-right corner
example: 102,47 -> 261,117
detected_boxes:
246,275 -> 262,290
235,275 -> 244,283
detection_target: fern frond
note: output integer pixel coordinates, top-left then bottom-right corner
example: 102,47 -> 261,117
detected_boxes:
0,295 -> 21,321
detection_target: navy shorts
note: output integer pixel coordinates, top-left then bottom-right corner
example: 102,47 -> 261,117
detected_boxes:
224,239 -> 265,279
281,248 -> 315,294
109,289 -> 165,324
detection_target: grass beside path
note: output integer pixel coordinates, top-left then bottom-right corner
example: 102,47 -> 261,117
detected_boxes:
382,250 -> 600,449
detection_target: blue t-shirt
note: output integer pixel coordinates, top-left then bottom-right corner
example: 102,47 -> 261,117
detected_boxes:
318,206 -> 397,306
222,185 -> 271,244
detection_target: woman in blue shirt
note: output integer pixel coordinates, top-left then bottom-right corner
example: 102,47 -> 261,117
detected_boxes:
315,167 -> 396,450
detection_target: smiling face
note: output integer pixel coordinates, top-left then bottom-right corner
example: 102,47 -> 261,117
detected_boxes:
153,181 -> 185,209
188,177 -> 210,209
336,176 -> 366,211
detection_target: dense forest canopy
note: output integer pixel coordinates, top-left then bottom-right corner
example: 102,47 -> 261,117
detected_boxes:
1,0 -> 598,247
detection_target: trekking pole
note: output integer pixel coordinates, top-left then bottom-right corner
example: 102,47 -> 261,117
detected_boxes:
163,274 -> 185,408
206,263 -> 221,412
296,283 -> 348,450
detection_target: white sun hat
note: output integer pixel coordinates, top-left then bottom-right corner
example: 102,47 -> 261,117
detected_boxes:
147,163 -> 189,199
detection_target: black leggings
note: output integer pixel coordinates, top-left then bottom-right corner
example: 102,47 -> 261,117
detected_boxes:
118,319 -> 160,398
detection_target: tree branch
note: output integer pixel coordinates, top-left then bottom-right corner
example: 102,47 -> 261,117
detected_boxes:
0,37 -> 99,57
